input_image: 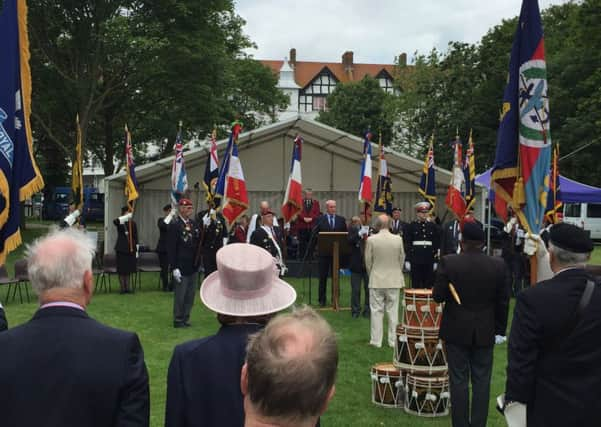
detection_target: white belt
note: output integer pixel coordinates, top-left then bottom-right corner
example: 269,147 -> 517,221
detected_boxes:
413,241 -> 432,246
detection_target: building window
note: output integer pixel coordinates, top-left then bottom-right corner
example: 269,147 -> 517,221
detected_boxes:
299,68 -> 338,112
376,70 -> 396,94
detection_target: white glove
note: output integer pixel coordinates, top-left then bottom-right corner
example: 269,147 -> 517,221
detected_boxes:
118,212 -> 133,224
495,335 -> 507,345
222,237 -> 228,247
433,262 -> 438,271
172,268 -> 182,283
284,222 -> 291,231
202,213 -> 211,226
523,233 -> 539,256
163,209 -> 176,224
63,209 -> 81,226
404,261 -> 411,272
503,217 -> 517,233
358,227 -> 368,237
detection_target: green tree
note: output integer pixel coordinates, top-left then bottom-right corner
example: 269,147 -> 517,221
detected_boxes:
317,76 -> 395,143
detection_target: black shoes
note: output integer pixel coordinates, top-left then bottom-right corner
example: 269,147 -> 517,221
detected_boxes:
174,321 -> 191,328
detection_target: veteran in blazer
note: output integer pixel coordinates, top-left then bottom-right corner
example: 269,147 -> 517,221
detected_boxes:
365,214 -> 405,348
0,228 -> 149,427
504,223 -> 601,427
433,220 -> 509,427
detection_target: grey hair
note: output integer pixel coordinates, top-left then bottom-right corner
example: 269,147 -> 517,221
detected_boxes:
548,243 -> 590,267
373,214 -> 390,231
26,227 -> 96,295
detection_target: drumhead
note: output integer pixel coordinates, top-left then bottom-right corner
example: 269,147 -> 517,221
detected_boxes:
406,374 -> 449,386
373,363 -> 400,375
404,288 -> 433,297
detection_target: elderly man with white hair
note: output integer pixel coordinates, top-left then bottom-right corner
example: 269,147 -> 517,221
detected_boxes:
0,228 -> 150,427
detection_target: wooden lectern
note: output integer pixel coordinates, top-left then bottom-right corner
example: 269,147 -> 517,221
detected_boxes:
318,231 -> 350,311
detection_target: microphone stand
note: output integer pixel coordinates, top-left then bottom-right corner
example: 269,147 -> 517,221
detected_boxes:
301,216 -> 326,305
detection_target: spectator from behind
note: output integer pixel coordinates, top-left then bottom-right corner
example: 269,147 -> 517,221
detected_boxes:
0,228 -> 150,427
241,306 -> 338,427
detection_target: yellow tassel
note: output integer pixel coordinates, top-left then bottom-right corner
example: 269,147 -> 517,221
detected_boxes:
513,178 -> 526,206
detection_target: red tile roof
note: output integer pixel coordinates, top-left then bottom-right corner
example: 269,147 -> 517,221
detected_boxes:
260,59 -> 397,88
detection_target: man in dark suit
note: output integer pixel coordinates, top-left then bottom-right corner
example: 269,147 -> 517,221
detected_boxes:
404,201 -> 440,288
165,243 -> 296,427
504,223 -> 601,427
347,215 -> 370,318
157,204 -> 174,291
297,189 -> 321,259
313,199 -> 347,307
0,228 -> 149,427
389,207 -> 406,236
197,207 -> 228,277
0,302 -> 7,331
433,219 -> 509,427
440,218 -> 461,256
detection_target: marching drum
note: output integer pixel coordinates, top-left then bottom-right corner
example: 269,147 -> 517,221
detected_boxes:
370,363 -> 405,408
402,288 -> 443,329
394,325 -> 447,374
404,374 -> 450,417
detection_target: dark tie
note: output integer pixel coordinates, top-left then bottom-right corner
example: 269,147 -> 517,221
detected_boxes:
329,215 -> 334,229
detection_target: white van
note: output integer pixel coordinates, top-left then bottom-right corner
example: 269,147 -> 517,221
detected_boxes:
562,203 -> 601,239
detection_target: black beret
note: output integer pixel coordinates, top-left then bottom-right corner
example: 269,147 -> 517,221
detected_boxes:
392,207 -> 401,212
461,221 -> 485,242
549,222 -> 593,253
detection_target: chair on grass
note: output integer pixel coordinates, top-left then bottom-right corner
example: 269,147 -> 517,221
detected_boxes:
136,252 -> 162,291
97,253 -> 117,293
0,265 -> 19,303
12,259 -> 31,304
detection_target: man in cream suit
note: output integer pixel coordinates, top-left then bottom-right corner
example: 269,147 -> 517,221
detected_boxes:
365,214 -> 406,347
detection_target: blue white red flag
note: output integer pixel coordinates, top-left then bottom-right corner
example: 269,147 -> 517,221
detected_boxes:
0,0 -> 45,264
445,135 -> 466,218
491,0 -> 551,232
374,139 -> 393,215
219,122 -> 248,228
203,128 -> 219,208
358,131 -> 373,209
418,138 -> 436,211
215,121 -> 242,201
281,135 -> 303,223
124,125 -> 139,211
463,130 -> 476,212
171,124 -> 188,206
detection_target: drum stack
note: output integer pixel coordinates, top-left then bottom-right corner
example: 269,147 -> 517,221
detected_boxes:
370,288 -> 450,417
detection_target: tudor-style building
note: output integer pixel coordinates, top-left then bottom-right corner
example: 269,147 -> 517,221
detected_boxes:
261,49 -> 406,119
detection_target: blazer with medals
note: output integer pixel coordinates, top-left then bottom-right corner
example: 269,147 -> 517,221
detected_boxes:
250,226 -> 284,259
167,216 -> 202,275
0,306 -> 149,427
505,268 -> 601,427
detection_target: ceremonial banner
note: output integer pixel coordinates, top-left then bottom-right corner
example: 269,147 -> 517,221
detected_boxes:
215,121 -> 242,201
491,0 -> 551,233
374,138 -> 392,215
358,131 -> 373,211
220,123 -> 248,228
203,128 -> 219,208
418,137 -> 436,211
446,135 -> 466,218
281,135 -> 303,223
71,115 -> 84,211
0,0 -> 44,264
171,124 -> 188,206
124,125 -> 139,212
463,130 -> 476,211
545,143 -> 562,223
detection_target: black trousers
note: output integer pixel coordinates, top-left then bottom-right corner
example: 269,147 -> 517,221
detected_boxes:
318,256 -> 332,305
350,271 -> 369,315
158,251 -> 170,291
298,229 -> 312,260
202,248 -> 218,278
410,262 -> 434,288
446,343 -> 494,427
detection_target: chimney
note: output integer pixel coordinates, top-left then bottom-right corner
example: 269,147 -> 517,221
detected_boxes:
398,52 -> 407,67
289,48 -> 296,68
342,51 -> 354,74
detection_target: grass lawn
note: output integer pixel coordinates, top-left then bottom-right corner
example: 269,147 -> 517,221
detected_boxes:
2,227 -> 601,427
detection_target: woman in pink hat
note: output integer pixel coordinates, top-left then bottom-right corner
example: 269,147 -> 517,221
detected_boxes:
164,243 -> 297,427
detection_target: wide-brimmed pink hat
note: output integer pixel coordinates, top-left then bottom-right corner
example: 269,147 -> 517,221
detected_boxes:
200,243 -> 297,316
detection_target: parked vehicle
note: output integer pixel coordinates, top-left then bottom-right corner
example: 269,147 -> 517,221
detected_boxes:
42,187 -> 104,223
562,202 -> 601,239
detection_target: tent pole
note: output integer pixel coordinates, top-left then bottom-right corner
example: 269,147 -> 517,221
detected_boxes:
487,198 -> 492,256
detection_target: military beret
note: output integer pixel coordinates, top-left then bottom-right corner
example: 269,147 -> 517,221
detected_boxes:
415,201 -> 431,213
549,222 -> 593,253
392,207 -> 402,213
461,220 -> 485,242
179,198 -> 193,207
163,204 -> 172,211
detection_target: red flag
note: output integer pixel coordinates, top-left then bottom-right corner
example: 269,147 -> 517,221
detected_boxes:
445,136 -> 466,218
281,135 -> 303,223
220,125 -> 248,228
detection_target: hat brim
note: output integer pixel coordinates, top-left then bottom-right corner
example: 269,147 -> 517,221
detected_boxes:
200,271 -> 297,317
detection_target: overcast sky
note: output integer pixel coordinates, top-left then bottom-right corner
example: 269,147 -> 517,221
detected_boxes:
236,0 -> 570,64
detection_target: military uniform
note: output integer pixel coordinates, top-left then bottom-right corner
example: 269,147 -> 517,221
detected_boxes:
404,219 -> 440,288
197,210 -> 228,278
250,226 -> 284,260
168,214 -> 202,327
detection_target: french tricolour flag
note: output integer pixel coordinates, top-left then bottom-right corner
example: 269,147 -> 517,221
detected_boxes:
281,135 -> 303,223
221,126 -> 248,228
358,132 -> 373,207
445,138 -> 466,218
